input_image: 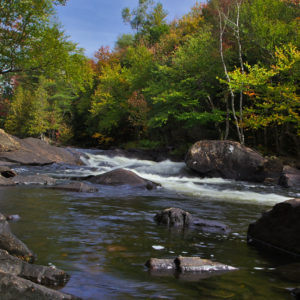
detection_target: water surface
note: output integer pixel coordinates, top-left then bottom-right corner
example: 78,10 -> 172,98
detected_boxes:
0,150 -> 298,299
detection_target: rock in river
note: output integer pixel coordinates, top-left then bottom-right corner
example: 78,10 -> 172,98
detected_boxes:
247,198 -> 300,257
51,181 -> 98,193
145,256 -> 238,280
279,166 -> 300,189
0,218 -> 34,262
86,168 -> 160,190
0,272 -> 81,300
185,140 -> 266,182
0,249 -> 69,286
154,208 -> 193,227
154,207 -> 230,234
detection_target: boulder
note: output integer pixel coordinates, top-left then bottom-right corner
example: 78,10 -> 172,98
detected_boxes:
279,166 -> 300,189
86,168 -> 160,190
0,249 -> 69,286
247,198 -> 300,257
185,140 -> 266,182
0,219 -> 34,262
263,157 -> 283,184
154,208 -> 193,227
12,175 -> 56,186
51,181 -> 98,193
0,131 -> 82,166
0,272 -> 80,300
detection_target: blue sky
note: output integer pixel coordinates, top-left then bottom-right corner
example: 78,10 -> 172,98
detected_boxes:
56,0 -> 200,57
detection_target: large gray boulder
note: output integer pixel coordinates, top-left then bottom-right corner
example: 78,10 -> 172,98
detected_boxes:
185,140 -> 266,182
86,168 -> 160,190
279,166 -> 300,189
0,130 -> 81,166
0,272 -> 80,300
247,198 -> 300,257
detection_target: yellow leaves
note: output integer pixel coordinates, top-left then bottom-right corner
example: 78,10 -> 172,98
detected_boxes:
92,132 -> 114,145
272,43 -> 300,72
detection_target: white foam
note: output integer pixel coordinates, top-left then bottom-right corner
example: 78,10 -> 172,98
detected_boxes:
81,152 -> 291,206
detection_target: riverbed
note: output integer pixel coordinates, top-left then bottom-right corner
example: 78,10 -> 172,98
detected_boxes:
0,150 -> 299,299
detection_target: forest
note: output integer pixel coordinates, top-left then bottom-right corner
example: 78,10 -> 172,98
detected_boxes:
0,0 -> 299,158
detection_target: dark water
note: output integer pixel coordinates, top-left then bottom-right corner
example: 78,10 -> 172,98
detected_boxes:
0,151 -> 299,299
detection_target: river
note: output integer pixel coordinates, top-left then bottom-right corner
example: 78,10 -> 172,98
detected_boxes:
0,150 -> 299,299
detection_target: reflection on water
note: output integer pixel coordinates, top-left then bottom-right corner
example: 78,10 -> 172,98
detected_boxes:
0,150 -> 298,299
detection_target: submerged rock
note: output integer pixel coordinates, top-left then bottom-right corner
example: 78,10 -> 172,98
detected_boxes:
193,218 -> 230,234
185,140 -> 266,182
51,181 -> 98,193
154,208 -> 193,227
0,219 -> 34,262
86,168 -> 160,190
276,263 -> 300,282
0,249 -> 69,286
0,272 -> 80,300
12,174 -> 56,186
247,198 -> 300,257
279,166 -> 300,189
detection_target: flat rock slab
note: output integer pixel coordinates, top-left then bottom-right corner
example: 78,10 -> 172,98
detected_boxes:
0,272 -> 80,300
0,131 -> 82,166
146,256 -> 237,280
51,182 -> 98,193
12,175 -> 56,186
175,256 -> 237,273
247,198 -> 300,257
0,176 -> 15,186
0,220 -> 34,262
86,168 -> 160,190
185,140 -> 266,182
0,249 -> 69,287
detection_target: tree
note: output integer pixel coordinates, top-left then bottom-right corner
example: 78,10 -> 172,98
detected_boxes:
0,0 -> 68,76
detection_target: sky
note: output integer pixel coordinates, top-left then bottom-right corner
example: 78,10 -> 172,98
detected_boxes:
56,0 -> 200,57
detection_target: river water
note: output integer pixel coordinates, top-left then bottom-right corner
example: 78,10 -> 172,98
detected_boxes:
0,150 -> 299,299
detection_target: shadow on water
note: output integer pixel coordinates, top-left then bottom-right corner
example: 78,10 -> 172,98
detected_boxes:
0,150 -> 298,299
